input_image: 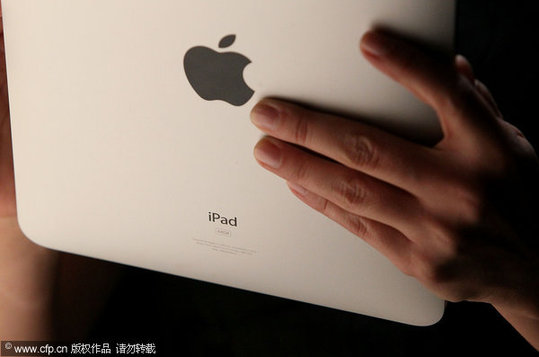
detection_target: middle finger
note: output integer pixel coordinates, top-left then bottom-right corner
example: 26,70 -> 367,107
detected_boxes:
250,99 -> 438,197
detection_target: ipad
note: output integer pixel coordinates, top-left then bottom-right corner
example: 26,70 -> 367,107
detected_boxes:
2,1 -> 455,326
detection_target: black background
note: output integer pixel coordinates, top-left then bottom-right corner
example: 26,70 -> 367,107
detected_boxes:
88,1 -> 539,355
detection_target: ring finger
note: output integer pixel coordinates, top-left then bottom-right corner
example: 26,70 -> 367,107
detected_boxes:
254,136 -> 424,240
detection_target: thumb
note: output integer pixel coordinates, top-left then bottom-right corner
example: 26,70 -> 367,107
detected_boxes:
359,30 -> 499,145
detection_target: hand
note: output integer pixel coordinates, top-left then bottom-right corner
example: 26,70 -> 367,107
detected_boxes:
250,31 -> 539,348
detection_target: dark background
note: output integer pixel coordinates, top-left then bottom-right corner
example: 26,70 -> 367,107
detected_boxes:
87,1 -> 539,355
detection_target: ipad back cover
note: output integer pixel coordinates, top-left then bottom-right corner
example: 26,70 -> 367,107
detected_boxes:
2,0 -> 455,325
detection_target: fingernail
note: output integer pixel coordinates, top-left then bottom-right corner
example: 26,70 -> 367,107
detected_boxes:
287,182 -> 308,196
251,102 -> 280,132
254,140 -> 282,169
360,32 -> 391,58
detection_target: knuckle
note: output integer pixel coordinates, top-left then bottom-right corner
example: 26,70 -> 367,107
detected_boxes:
344,214 -> 370,239
422,212 -> 463,257
288,107 -> 311,146
452,180 -> 484,225
460,195 -> 483,226
342,133 -> 380,170
422,180 -> 484,249
413,251 -> 454,285
318,197 -> 331,216
291,158 -> 311,183
334,175 -> 368,209
307,194 -> 332,217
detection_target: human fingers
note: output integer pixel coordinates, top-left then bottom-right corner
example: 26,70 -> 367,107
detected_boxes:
253,136 -> 425,239
250,28 -> 539,319
250,99 -> 437,196
360,31 -> 501,146
474,79 -> 502,118
286,181 -> 414,274
455,54 -> 474,83
454,54 -> 520,156
454,54 -> 502,119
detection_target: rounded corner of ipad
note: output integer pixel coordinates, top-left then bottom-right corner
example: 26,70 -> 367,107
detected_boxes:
14,211 -> 57,251
418,300 -> 446,327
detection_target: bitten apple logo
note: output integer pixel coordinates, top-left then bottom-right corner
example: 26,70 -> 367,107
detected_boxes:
184,35 -> 254,106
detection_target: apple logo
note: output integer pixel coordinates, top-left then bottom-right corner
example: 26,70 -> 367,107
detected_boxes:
184,35 -> 254,106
